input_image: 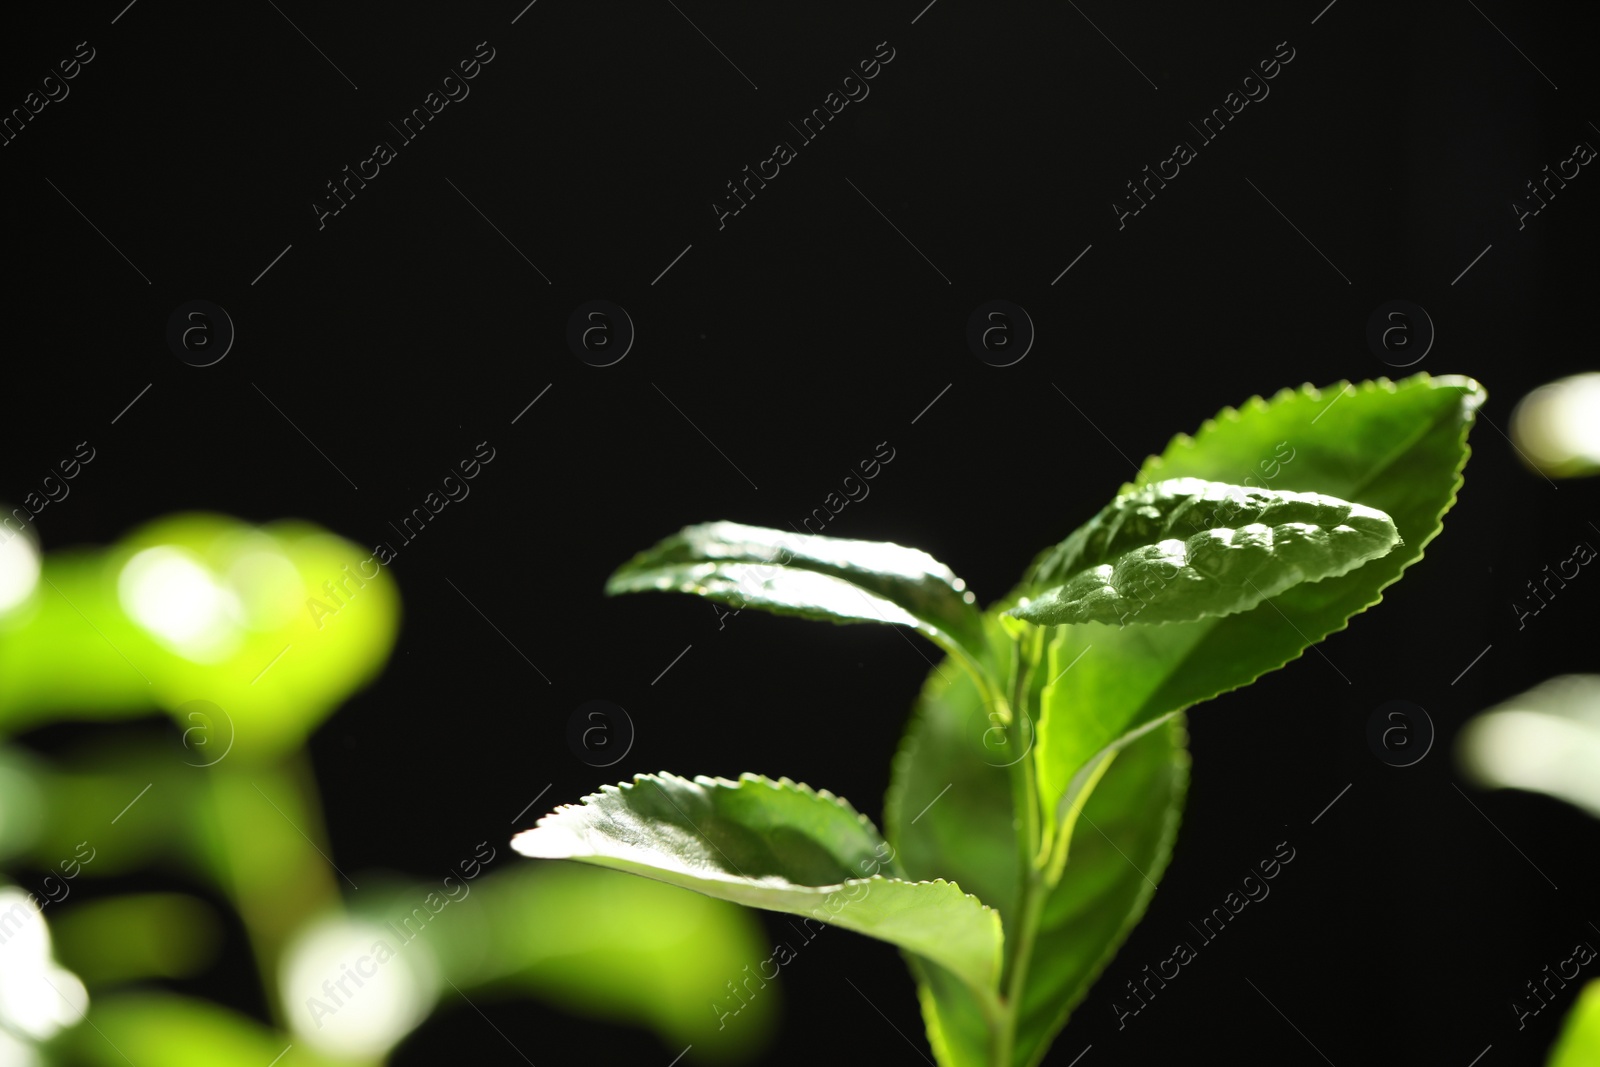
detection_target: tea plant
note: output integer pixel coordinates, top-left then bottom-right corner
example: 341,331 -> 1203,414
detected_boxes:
515,374 -> 1483,1066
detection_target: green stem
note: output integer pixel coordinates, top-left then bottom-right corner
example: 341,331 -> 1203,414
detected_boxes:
206,752 -> 342,1029
994,866 -> 1047,1066
994,625 -> 1049,1066
1009,629 -> 1042,886
993,626 -> 1123,1067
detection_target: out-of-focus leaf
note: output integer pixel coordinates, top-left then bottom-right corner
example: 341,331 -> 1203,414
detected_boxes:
1034,374 -> 1482,823
1511,372 -> 1600,479
514,772 -> 1002,1004
607,522 -> 988,671
0,514 -> 400,757
0,746 -> 46,862
0,745 -> 209,877
422,863 -> 778,1062
1458,675 -> 1600,819
59,993 -> 340,1067
51,893 -> 221,984
0,744 -> 341,986
1012,478 -> 1399,627
1549,979 -> 1600,1067
277,913 -> 439,1061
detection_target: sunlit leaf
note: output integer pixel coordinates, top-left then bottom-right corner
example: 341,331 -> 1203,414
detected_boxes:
1011,718 -> 1187,1066
607,522 -> 988,670
884,620 -> 1022,1066
1033,375 -> 1482,822
514,772 -> 1002,1003
1012,479 -> 1399,627
885,648 -> 1187,1067
1549,979 -> 1600,1067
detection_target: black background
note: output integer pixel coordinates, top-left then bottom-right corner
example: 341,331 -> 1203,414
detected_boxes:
3,0 -> 1598,1063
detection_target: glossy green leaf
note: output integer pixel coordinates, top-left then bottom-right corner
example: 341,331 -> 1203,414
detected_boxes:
1034,374 -> 1482,819
606,522 -> 988,669
1011,718 -> 1187,1066
1011,479 -> 1399,627
1549,979 -> 1600,1067
886,647 -> 1187,1067
513,772 -> 1003,1003
885,622 -> 1026,1067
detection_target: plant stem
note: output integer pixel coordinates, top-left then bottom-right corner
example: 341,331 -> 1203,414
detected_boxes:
206,753 -> 342,1029
995,625 -> 1048,1066
1009,636 -> 1041,879
994,627 -> 1123,1066
994,865 -> 1048,1066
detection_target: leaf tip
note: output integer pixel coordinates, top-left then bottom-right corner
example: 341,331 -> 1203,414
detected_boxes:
510,821 -> 585,860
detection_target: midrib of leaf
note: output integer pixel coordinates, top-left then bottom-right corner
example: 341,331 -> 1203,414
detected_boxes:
1041,381 -> 1473,825
1040,626 -> 1204,828
1327,386 -> 1459,500
995,752 -> 1116,1066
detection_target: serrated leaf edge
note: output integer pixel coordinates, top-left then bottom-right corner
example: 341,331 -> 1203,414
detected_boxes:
1138,373 -> 1484,483
521,770 -> 881,836
518,771 -> 1002,919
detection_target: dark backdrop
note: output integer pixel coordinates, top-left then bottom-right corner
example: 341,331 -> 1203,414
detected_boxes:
3,0 -> 1597,1063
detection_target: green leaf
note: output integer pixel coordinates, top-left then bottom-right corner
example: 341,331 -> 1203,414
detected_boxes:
63,993 -> 338,1067
606,522 -> 988,669
1011,717 -> 1187,1066
885,624 -> 1026,1067
1033,374 -> 1482,821
884,648 -> 1188,1067
392,863 -> 780,1058
50,893 -> 221,983
1011,478 -> 1399,627
1549,979 -> 1600,1067
513,772 -> 1003,1005
0,515 -> 400,757
1458,675 -> 1600,820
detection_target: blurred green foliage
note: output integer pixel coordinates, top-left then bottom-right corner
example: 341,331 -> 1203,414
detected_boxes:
1549,980 -> 1600,1067
0,514 -> 401,754
1457,678 -> 1600,1066
0,513 -> 774,1064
